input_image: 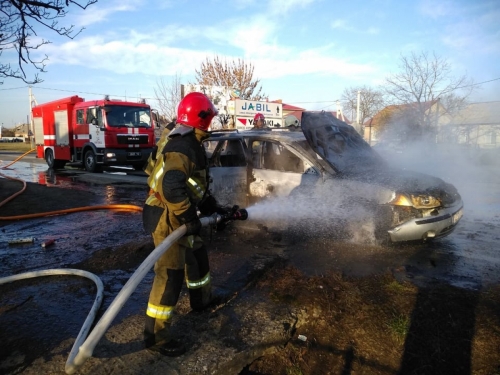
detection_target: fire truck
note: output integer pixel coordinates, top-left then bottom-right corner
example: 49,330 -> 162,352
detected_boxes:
32,95 -> 158,172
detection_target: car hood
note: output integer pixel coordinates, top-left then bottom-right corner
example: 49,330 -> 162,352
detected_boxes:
301,111 -> 384,174
345,167 -> 461,205
300,111 -> 460,204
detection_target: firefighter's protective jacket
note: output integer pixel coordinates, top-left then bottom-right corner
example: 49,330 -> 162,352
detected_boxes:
144,125 -> 209,242
144,121 -> 176,177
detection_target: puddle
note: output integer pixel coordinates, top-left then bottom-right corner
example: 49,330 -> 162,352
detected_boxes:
1,162 -> 148,279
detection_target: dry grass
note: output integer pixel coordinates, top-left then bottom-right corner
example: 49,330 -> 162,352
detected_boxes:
0,142 -> 33,152
247,264 -> 500,375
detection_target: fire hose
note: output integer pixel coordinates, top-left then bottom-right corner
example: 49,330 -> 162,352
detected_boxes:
64,207 -> 247,374
1,150 -> 143,218
1,149 -> 249,373
0,208 -> 248,374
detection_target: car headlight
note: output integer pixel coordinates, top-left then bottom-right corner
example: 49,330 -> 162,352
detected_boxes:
390,193 -> 441,209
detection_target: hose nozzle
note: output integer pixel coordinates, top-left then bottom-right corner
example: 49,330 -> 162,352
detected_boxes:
218,205 -> 248,224
232,209 -> 248,220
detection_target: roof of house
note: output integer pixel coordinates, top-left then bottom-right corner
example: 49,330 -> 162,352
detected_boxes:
440,101 -> 500,126
364,100 -> 438,127
270,100 -> 306,112
13,123 -> 31,135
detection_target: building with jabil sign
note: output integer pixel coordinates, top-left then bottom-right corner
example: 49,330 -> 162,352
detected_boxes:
234,99 -> 282,119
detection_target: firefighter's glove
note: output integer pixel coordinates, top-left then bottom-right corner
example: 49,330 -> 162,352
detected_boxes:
215,219 -> 227,232
185,217 -> 202,236
215,205 -> 232,216
175,205 -> 201,236
214,206 -> 234,231
198,195 -> 218,215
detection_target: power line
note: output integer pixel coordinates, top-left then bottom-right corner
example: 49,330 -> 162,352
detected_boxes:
0,85 -> 29,91
0,85 -> 156,101
2,77 -> 500,106
34,86 -> 156,101
457,77 -> 500,89
289,77 -> 500,105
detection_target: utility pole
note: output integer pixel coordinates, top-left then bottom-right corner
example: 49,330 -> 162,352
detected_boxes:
336,101 -> 345,122
434,97 -> 440,144
356,90 -> 361,136
29,86 -> 37,148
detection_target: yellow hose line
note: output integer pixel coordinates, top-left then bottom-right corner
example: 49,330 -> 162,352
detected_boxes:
1,150 -> 143,221
0,149 -> 36,205
0,174 -> 27,207
0,204 -> 143,221
0,148 -> 36,169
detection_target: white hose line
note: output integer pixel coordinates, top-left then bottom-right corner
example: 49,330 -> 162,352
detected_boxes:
67,216 -> 216,374
0,269 -> 104,374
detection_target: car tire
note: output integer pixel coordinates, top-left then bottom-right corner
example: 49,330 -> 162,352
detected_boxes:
84,149 -> 102,173
45,149 -> 66,170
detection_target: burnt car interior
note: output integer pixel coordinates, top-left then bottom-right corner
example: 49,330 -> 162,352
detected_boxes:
208,139 -> 247,167
252,141 -> 305,173
207,137 -> 306,174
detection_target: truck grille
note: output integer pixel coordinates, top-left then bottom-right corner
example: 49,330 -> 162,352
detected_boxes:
117,134 -> 149,145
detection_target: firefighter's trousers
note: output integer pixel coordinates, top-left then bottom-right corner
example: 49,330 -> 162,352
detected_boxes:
144,208 -> 212,345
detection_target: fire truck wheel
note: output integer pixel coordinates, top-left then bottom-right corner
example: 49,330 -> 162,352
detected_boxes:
84,149 -> 102,173
45,149 -> 66,170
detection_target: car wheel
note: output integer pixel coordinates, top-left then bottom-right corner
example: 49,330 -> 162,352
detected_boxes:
84,149 -> 102,173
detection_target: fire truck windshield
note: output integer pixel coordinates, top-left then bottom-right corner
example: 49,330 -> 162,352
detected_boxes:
104,105 -> 152,128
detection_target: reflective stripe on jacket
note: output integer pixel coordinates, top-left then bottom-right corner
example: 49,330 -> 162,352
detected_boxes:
145,127 -> 209,221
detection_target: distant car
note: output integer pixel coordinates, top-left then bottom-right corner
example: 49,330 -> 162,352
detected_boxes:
204,111 -> 463,244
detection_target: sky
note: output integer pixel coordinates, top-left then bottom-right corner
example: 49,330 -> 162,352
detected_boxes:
1,0 -> 499,128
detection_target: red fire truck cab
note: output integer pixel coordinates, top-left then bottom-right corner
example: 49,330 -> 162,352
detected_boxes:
32,95 -> 157,172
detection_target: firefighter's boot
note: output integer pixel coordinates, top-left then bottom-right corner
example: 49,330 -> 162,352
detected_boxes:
144,316 -> 186,357
146,338 -> 186,357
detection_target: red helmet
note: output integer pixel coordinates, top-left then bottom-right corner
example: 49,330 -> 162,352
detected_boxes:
177,92 -> 218,131
254,113 -> 265,121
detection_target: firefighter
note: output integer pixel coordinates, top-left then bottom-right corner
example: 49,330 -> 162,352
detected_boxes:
251,112 -> 269,130
143,119 -> 176,177
142,92 -> 220,357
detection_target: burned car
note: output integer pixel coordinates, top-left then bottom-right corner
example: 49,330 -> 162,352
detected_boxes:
204,111 -> 463,244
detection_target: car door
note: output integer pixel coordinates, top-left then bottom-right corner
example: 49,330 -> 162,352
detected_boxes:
248,139 -> 319,205
204,138 -> 249,208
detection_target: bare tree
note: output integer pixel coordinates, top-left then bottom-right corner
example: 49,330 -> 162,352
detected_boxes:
0,0 -> 97,84
154,73 -> 182,123
195,55 -> 266,100
341,85 -> 385,126
383,51 -> 474,141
